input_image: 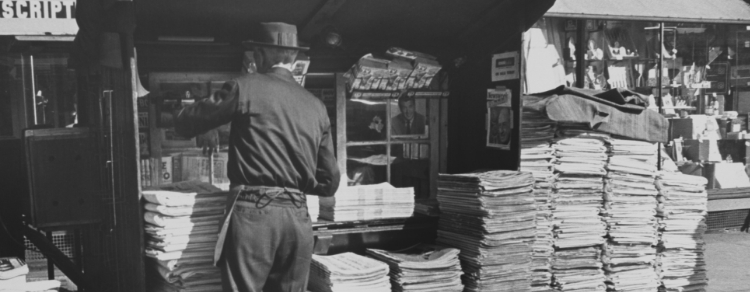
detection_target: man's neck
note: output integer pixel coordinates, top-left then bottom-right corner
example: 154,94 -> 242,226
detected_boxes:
271,63 -> 294,71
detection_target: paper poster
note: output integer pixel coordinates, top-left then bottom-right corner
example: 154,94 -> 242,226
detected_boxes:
487,88 -> 513,149
491,52 -> 519,82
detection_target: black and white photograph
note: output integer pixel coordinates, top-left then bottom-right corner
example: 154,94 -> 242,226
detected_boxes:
1,1 -> 747,292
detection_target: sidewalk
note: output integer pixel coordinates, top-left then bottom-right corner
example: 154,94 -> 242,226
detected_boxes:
705,231 -> 750,292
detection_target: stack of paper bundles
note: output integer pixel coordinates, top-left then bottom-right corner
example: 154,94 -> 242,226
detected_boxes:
520,145 -> 556,291
520,99 -> 557,291
142,181 -> 226,292
307,195 -> 320,222
320,183 -> 414,221
366,244 -> 463,292
550,134 -> 608,292
308,252 -> 391,292
436,170 -> 537,292
655,172 -> 709,292
602,139 -> 660,292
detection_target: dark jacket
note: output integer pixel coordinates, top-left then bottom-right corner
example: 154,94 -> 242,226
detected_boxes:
175,67 -> 340,197
391,113 -> 427,136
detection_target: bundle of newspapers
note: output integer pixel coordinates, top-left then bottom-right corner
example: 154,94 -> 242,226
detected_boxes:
550,131 -> 608,292
142,181 -> 226,292
602,139 -> 660,291
655,172 -> 709,292
319,183 -> 414,221
308,252 -> 391,292
366,244 -> 463,292
436,170 -> 537,292
520,97 -> 557,291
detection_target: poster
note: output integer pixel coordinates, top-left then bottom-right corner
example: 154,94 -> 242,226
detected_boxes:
486,88 -> 512,149
491,51 -> 519,82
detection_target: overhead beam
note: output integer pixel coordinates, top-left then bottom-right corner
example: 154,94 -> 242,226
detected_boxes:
299,0 -> 348,41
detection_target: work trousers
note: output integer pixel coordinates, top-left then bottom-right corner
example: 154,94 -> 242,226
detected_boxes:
219,189 -> 313,292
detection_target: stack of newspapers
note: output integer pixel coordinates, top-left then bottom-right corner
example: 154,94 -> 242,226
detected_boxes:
366,244 -> 463,292
308,252 -> 391,292
307,195 -> 320,222
519,100 -> 557,291
319,183 -> 414,221
519,142 -> 556,291
142,182 -> 226,292
550,133 -> 608,292
602,139 -> 660,291
655,172 -> 709,292
520,95 -> 556,150
436,170 -> 537,292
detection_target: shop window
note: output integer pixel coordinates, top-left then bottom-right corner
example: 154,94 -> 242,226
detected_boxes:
0,53 -> 77,137
525,18 -> 750,117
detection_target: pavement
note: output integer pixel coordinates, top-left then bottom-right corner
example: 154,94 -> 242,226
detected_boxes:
705,230 -> 750,292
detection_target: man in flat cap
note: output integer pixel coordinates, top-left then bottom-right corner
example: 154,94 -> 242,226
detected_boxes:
174,22 -> 340,292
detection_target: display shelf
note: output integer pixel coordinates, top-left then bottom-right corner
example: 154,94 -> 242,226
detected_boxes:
348,89 -> 449,100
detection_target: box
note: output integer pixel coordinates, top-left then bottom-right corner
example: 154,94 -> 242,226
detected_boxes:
387,58 -> 414,91
173,152 -> 229,185
683,139 -> 722,162
669,118 -> 694,140
410,57 -> 441,89
160,156 -> 173,184
712,162 -> 750,189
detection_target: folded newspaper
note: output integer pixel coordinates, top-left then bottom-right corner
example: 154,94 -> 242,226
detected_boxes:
308,252 -> 391,292
320,183 -> 415,222
366,244 -> 463,292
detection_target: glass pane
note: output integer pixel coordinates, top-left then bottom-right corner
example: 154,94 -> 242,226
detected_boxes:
0,53 -> 22,136
346,99 -> 387,142
28,53 -> 77,128
389,97 -> 429,139
390,143 -> 431,199
346,145 -> 389,185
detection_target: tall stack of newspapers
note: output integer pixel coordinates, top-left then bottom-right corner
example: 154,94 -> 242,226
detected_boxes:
142,182 -> 226,292
550,130 -> 608,292
308,252 -> 391,292
319,183 -> 414,221
520,97 -> 557,291
602,139 -> 660,291
655,172 -> 709,292
366,244 -> 463,292
436,170 -> 537,292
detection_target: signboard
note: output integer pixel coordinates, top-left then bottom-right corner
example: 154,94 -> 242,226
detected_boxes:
0,0 -> 78,35
491,51 -> 519,82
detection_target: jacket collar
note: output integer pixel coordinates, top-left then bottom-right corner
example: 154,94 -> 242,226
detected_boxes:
267,67 -> 295,82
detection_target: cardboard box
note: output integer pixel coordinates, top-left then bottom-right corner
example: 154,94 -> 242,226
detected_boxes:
683,139 -> 722,162
410,57 -> 441,89
669,118 -> 694,140
160,156 -> 173,184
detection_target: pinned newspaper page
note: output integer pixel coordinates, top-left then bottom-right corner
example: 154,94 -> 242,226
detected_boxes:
487,88 -> 513,150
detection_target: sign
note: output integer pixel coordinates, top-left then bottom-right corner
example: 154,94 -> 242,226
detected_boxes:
486,88 -> 512,150
0,0 -> 78,35
491,51 -> 519,82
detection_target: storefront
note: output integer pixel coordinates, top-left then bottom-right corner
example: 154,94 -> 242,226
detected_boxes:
0,0 -> 556,291
0,0 -> 81,286
521,0 -> 750,230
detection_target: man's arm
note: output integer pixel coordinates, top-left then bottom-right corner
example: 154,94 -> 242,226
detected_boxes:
312,118 -> 341,197
174,80 -> 239,138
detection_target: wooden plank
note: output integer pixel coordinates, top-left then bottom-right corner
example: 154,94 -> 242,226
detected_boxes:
335,73 -> 347,177
708,198 -> 750,212
299,0 -> 349,40
439,98 -> 449,173
429,98 -> 440,199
